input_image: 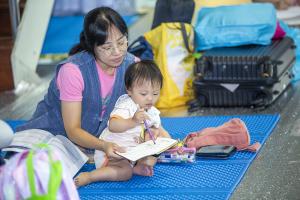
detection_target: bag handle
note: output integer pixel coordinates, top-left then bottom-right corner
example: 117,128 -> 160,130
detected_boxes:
180,23 -> 193,53
26,144 -> 63,200
128,36 -> 143,51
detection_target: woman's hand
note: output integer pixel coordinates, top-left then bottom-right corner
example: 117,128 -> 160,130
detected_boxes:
103,141 -> 125,159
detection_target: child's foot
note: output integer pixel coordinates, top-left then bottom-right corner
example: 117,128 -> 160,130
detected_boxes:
74,172 -> 92,188
133,164 -> 153,176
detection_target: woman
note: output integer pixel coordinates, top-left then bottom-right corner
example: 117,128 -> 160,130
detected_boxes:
17,7 -> 139,159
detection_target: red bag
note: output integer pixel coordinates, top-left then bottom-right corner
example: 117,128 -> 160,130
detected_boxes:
184,118 -> 261,152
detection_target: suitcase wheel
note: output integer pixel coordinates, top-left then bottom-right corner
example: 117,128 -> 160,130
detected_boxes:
188,97 -> 206,112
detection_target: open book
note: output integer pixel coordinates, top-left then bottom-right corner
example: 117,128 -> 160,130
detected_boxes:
116,137 -> 178,162
2,129 -> 88,177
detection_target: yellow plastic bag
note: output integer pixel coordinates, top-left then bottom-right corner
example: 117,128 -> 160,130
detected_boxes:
144,23 -> 195,109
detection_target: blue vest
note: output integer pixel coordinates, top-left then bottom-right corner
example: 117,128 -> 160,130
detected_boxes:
17,51 -> 135,138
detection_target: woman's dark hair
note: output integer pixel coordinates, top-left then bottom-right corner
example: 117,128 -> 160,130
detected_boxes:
69,7 -> 128,55
125,60 -> 163,90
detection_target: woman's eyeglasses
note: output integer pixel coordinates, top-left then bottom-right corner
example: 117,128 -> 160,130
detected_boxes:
97,36 -> 128,56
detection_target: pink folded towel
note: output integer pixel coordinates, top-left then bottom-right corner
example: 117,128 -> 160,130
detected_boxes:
185,118 -> 261,152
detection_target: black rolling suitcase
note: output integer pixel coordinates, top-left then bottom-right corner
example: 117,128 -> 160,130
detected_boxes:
194,37 -> 296,85
192,63 -> 294,107
190,37 -> 296,108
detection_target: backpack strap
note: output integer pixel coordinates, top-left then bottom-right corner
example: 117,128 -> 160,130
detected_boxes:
26,151 -> 38,199
180,23 -> 193,53
26,145 -> 63,200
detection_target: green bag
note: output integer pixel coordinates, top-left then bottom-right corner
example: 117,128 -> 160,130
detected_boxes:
0,143 -> 80,200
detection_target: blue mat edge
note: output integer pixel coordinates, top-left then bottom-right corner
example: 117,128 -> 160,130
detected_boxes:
5,114 -> 280,132
5,114 -> 281,200
225,114 -> 280,199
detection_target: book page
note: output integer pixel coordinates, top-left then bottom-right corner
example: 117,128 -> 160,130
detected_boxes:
2,129 -> 54,150
1,146 -> 28,153
48,135 -> 88,177
116,137 -> 177,162
2,129 -> 88,177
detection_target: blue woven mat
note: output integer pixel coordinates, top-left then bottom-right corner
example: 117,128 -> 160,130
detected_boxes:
41,15 -> 140,54
6,114 -> 280,200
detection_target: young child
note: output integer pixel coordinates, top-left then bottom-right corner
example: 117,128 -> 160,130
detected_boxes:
75,60 -> 171,187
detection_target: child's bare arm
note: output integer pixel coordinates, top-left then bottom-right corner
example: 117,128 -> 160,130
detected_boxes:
108,117 -> 137,132
158,126 -> 171,138
108,108 -> 149,133
144,126 -> 171,141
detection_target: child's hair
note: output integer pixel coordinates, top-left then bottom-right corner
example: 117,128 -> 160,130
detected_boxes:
125,60 -> 163,90
69,7 -> 128,55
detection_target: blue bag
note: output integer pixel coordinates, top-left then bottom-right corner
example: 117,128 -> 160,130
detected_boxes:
195,3 -> 277,51
128,36 -> 154,60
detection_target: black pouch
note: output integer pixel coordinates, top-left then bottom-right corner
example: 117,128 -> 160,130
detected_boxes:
196,145 -> 236,159
151,0 -> 195,29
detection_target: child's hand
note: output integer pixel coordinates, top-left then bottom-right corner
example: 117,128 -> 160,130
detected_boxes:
132,108 -> 149,124
145,127 -> 160,141
103,141 -> 125,159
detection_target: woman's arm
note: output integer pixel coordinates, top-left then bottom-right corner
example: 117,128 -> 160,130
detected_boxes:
61,101 -> 123,158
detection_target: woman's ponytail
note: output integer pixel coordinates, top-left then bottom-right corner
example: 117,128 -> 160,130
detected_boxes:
69,31 -> 88,55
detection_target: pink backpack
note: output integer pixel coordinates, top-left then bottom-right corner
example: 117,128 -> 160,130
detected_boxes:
184,118 -> 261,152
0,146 -> 79,200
